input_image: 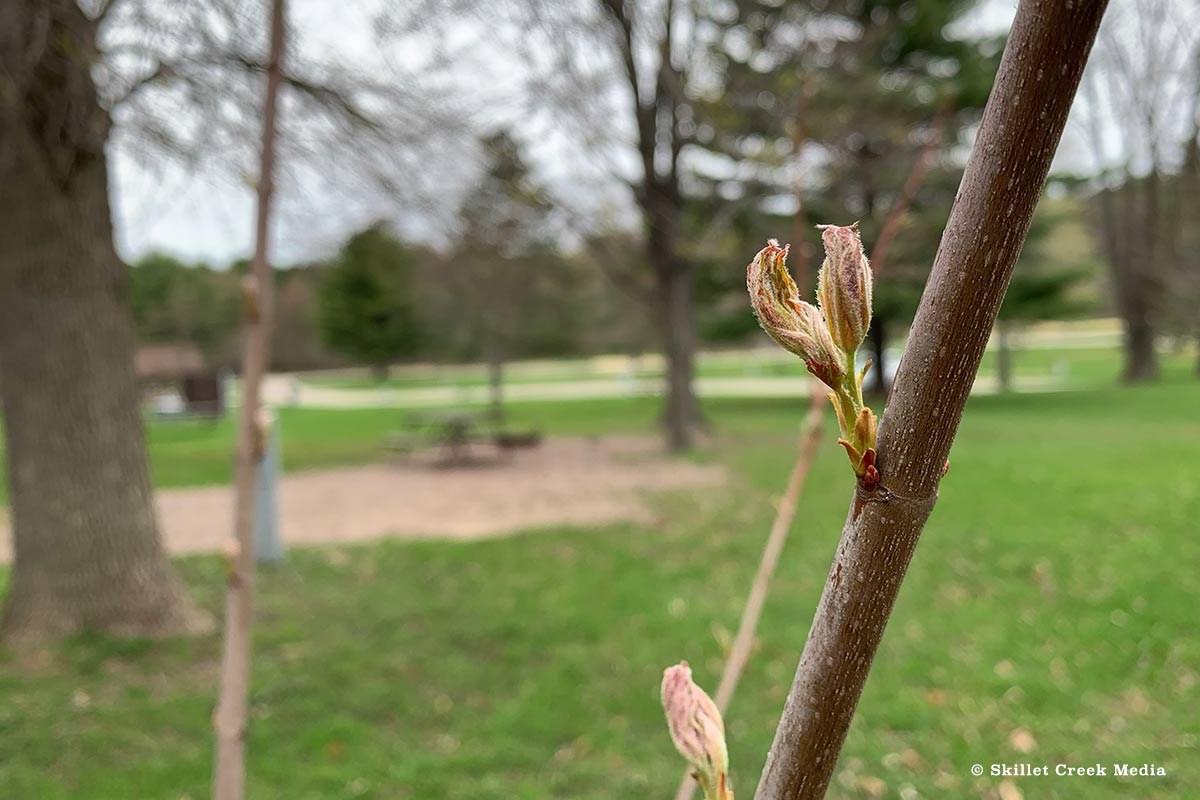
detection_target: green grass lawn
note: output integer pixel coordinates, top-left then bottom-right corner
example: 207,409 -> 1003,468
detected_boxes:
2,363 -> 1199,798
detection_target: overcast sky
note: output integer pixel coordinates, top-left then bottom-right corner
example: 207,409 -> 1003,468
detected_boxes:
106,0 -> 1184,268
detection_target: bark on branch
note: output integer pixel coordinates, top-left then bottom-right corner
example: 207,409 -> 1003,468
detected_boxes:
211,0 -> 285,798
753,2 -> 1109,798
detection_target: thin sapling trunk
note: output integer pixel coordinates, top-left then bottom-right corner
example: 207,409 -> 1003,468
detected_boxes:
211,0 -> 286,797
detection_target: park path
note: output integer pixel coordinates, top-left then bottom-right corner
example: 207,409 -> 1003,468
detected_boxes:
265,322 -> 1121,409
263,372 -> 1068,410
0,437 -> 727,563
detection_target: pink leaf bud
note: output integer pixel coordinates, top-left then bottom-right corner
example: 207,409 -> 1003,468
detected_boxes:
661,661 -> 730,795
747,239 -> 845,387
816,223 -> 873,354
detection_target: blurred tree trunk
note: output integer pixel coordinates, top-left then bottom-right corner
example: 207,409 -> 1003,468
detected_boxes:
0,0 -> 206,643
486,343 -> 505,425
600,0 -> 701,452
1120,181 -> 1159,382
996,321 -> 1014,393
867,319 -> 888,398
1182,125 -> 1200,377
1124,305 -> 1159,381
1095,183 -> 1158,381
212,0 -> 285,796
370,363 -> 390,382
658,265 -> 700,450
859,154 -> 890,399
790,91 -> 817,294
865,110 -> 948,399
1081,57 -> 1162,383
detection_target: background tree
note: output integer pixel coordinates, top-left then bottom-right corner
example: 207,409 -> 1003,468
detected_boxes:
0,0 -> 460,643
129,253 -> 241,361
317,224 -> 422,381
707,0 -> 1000,392
444,132 -> 579,420
993,201 -> 1099,391
397,0 -> 743,450
1078,0 -> 1200,381
271,267 -> 344,372
0,0 -> 207,641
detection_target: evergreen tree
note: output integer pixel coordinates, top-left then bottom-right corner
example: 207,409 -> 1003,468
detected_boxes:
317,224 -> 422,380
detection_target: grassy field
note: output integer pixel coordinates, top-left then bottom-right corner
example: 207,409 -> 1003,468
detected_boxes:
1,350 -> 1199,798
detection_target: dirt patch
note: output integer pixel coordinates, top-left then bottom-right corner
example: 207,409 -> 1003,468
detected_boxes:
0,437 -> 727,561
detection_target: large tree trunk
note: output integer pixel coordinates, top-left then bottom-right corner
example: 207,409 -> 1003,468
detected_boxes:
0,0 -> 206,643
645,179 -> 701,452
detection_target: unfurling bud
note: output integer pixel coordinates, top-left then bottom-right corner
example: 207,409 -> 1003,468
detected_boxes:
816,223 -> 873,354
747,239 -> 845,387
745,228 -> 880,484
661,662 -> 733,800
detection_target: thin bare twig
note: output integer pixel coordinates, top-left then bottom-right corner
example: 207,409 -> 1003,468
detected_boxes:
211,0 -> 285,798
672,391 -> 824,800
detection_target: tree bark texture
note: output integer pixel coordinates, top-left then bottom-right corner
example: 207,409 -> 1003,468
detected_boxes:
212,1 -> 285,797
753,2 -> 1108,798
0,0 -> 205,642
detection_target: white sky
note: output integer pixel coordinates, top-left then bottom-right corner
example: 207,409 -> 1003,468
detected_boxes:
107,0 -> 1190,267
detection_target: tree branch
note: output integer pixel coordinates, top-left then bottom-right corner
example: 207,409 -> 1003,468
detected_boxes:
753,2 -> 1109,798
211,0 -> 286,798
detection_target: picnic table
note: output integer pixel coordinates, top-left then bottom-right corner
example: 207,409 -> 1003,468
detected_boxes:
384,409 -> 541,464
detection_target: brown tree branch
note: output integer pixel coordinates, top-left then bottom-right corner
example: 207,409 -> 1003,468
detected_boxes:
790,88 -> 817,292
211,0 -> 286,797
868,107 -> 950,275
672,391 -> 825,800
753,2 -> 1109,798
